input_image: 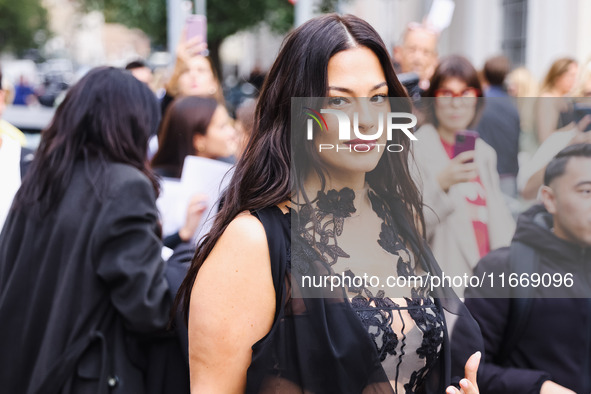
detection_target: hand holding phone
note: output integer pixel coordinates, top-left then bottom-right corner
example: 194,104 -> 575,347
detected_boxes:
438,150 -> 478,192
453,130 -> 479,161
179,14 -> 208,59
437,131 -> 479,192
186,14 -> 207,42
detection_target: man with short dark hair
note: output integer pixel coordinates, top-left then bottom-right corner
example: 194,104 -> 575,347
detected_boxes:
464,144 -> 591,394
125,59 -> 153,86
483,55 -> 511,89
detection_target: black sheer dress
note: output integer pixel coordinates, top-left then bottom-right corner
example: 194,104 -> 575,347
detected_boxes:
247,186 -> 483,394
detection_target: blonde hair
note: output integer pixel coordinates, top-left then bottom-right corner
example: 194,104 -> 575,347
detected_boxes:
539,57 -> 577,95
506,67 -> 539,97
164,56 -> 225,104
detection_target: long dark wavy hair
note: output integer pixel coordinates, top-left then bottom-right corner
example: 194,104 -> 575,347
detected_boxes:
151,96 -> 218,178
177,13 -> 426,321
13,67 -> 160,215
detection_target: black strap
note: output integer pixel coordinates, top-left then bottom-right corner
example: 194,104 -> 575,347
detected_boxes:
495,241 -> 538,365
250,206 -> 289,322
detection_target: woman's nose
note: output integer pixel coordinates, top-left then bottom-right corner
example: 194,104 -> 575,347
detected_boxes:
355,100 -> 376,132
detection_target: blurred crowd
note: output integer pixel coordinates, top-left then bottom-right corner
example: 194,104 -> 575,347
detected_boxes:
0,15 -> 590,394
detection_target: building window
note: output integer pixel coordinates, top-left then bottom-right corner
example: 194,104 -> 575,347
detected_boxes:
502,0 -> 528,66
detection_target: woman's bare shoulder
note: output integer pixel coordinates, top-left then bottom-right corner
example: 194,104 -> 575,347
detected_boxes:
189,210 -> 276,392
227,210 -> 268,240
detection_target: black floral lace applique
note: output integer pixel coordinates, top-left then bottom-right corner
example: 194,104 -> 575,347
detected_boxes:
293,188 -> 356,266
351,287 -> 400,362
368,191 -> 419,279
403,289 -> 445,393
293,188 -> 444,393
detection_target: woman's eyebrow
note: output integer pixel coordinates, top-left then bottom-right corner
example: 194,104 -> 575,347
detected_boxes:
328,82 -> 387,94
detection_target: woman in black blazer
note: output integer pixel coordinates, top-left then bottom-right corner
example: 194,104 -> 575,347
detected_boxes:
0,67 -> 174,394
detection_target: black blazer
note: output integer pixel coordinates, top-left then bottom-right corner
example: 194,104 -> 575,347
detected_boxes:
0,160 -> 171,393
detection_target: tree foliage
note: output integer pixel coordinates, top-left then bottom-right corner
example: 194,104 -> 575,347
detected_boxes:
79,0 -> 294,49
0,0 -> 48,53
207,0 -> 294,43
206,0 -> 294,72
81,0 -> 167,47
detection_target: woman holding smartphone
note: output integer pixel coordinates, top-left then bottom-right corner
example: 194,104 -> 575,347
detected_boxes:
160,27 -> 224,117
176,15 -> 483,394
413,55 -> 515,294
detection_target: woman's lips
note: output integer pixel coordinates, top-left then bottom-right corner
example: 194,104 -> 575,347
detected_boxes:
343,138 -> 377,151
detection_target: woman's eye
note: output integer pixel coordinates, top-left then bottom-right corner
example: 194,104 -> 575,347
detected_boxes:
370,94 -> 387,104
328,97 -> 348,107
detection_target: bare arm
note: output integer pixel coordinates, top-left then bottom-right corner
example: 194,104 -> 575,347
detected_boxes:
535,98 -> 562,143
188,212 -> 276,393
521,166 -> 545,200
535,98 -> 581,143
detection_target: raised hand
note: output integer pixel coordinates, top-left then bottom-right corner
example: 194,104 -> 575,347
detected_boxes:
437,150 -> 478,192
446,351 -> 481,394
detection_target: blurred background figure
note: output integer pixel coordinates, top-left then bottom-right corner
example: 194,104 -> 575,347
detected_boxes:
518,59 -> 591,200
506,66 -> 540,157
535,57 -> 578,143
12,75 -> 38,106
507,67 -> 539,99
539,57 -> 579,98
151,96 -> 237,249
413,55 -> 515,294
125,59 -> 153,86
0,67 -> 175,394
0,67 -> 24,231
573,59 -> 591,98
152,96 -> 236,177
161,32 -> 223,116
0,67 -> 27,146
233,98 -> 256,160
393,22 -> 439,92
477,55 -> 521,199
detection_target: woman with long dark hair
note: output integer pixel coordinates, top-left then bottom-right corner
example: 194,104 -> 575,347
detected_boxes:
414,55 -> 515,296
152,96 -> 236,179
177,15 -> 483,394
0,67 -> 172,393
152,96 -> 236,247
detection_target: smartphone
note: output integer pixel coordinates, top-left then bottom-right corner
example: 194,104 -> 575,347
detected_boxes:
573,104 -> 591,132
186,14 -> 207,43
453,130 -> 479,162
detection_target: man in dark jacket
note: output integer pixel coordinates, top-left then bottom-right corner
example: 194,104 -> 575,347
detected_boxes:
476,56 -> 521,198
464,143 -> 591,394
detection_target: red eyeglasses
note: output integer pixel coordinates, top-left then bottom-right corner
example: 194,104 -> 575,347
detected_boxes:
434,87 -> 481,98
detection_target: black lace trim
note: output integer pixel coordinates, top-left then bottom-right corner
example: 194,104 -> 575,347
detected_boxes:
293,188 -> 356,266
293,188 -> 445,393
